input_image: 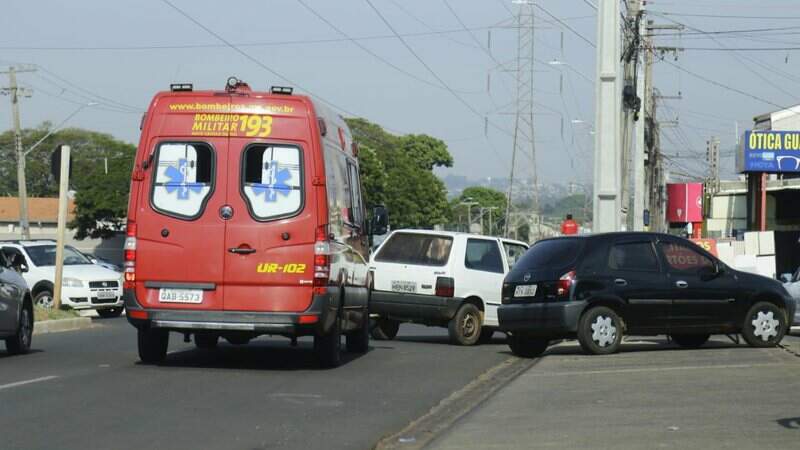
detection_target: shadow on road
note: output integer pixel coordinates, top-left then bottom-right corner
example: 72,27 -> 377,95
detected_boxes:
140,340 -> 370,371
497,338 -> 746,358
0,349 -> 44,359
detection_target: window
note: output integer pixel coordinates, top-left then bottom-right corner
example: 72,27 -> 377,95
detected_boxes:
152,142 -> 214,219
24,245 -> 91,267
608,241 -> 659,272
375,233 -> 453,266
503,242 -> 528,270
2,247 -> 27,270
346,161 -> 363,227
242,144 -> 303,220
514,238 -> 584,272
465,239 -> 504,274
659,241 -> 714,273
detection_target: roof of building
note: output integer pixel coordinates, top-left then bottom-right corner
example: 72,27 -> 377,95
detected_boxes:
0,197 -> 76,223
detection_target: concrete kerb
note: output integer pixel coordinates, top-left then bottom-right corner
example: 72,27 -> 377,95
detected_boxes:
373,356 -> 539,450
33,317 -> 93,335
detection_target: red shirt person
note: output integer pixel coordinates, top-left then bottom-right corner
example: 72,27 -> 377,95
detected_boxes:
561,214 -> 579,235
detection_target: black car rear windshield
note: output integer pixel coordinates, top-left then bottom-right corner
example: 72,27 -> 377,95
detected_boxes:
514,238 -> 583,272
375,233 -> 453,266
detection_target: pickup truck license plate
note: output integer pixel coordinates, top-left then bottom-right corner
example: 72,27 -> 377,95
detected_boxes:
159,288 -> 203,304
391,280 -> 417,294
514,284 -> 537,297
96,290 -> 117,300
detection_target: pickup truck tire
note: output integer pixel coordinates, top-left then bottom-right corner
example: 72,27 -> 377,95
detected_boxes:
371,318 -> 400,341
138,328 -> 169,364
97,307 -> 123,318
315,318 -> 342,368
448,303 -> 482,346
507,334 -> 548,358
346,313 -> 370,354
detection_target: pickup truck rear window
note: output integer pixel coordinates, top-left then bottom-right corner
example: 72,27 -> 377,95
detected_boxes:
375,233 -> 453,266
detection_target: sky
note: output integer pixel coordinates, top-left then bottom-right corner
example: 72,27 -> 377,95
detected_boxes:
2,0 -> 800,187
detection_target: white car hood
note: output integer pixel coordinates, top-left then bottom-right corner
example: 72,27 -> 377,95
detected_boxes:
40,264 -> 121,282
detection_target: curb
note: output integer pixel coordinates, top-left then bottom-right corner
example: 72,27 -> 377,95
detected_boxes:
373,356 -> 538,450
33,317 -> 93,335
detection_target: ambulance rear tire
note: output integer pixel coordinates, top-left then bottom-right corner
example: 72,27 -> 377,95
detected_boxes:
138,328 -> 169,364
315,319 -> 342,368
346,311 -> 370,354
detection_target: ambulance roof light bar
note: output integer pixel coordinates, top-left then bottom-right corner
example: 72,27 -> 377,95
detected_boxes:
170,83 -> 193,92
270,86 -> 293,95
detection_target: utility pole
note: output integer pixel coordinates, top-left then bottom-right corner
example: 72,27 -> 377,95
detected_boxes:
593,0 -> 622,233
631,0 -> 647,231
1,66 -> 36,239
504,0 -> 539,239
622,0 -> 644,231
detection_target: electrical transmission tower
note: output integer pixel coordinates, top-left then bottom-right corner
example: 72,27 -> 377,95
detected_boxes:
504,0 -> 539,239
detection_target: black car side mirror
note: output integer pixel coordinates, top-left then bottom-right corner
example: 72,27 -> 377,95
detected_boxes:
369,205 -> 389,236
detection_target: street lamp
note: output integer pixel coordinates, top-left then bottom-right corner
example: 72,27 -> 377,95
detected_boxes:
24,102 -> 98,157
459,199 -> 478,233
547,59 -> 593,83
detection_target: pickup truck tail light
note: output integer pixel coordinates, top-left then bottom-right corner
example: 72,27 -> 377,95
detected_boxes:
435,277 -> 455,298
313,225 -> 330,292
123,221 -> 137,289
557,270 -> 576,298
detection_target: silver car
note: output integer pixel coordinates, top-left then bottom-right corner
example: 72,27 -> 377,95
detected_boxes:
0,250 -> 33,355
780,267 -> 800,333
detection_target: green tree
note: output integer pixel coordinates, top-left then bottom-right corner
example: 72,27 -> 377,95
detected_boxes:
451,186 -> 507,235
0,124 -> 135,239
347,118 -> 452,229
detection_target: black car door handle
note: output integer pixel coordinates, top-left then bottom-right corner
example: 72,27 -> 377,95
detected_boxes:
675,280 -> 688,288
228,247 -> 256,255
614,278 -> 627,286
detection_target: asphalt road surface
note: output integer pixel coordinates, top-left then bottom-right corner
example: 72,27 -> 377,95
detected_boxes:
0,318 -> 510,450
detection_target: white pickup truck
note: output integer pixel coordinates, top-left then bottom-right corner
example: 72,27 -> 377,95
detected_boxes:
368,230 -> 528,345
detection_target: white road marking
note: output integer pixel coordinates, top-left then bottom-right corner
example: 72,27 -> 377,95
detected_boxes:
0,375 -> 59,391
530,363 -> 791,377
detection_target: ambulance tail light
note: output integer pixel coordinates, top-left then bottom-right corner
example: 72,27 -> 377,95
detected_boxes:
124,221 -> 137,289
313,225 -> 331,290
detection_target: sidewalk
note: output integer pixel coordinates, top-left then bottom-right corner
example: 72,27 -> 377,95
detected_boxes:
427,337 -> 800,450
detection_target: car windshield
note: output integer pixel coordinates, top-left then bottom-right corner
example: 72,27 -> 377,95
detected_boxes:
514,238 -> 583,272
25,245 -> 92,267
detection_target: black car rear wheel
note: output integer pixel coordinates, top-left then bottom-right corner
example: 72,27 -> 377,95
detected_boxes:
507,334 -> 548,358
5,306 -> 33,355
578,306 -> 623,355
671,333 -> 710,349
370,318 -> 400,341
138,328 -> 169,364
742,301 -> 787,348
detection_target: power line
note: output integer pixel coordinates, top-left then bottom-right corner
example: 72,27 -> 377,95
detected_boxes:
650,11 -> 800,20
533,4 -> 595,48
294,0 -> 478,94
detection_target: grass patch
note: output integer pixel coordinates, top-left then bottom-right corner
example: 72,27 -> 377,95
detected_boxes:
33,306 -> 80,322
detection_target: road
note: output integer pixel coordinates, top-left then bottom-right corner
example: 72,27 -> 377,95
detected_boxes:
0,318 -> 510,450
429,335 -> 800,450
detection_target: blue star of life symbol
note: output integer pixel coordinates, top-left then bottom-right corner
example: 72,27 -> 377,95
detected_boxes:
164,158 -> 202,200
252,161 -> 292,203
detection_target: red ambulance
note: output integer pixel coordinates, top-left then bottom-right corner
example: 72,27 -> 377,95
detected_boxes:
124,78 -> 387,367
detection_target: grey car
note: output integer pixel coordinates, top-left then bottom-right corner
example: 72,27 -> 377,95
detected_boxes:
780,267 -> 800,332
0,250 -> 33,355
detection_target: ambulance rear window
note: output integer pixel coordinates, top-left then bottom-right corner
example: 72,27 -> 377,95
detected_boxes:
241,144 -> 303,221
151,142 -> 214,220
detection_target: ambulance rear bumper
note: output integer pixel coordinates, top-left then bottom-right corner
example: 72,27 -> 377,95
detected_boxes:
123,288 -> 341,336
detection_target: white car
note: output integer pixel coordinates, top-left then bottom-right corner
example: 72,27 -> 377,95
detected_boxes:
368,230 -> 528,345
779,268 -> 800,333
0,240 -> 124,318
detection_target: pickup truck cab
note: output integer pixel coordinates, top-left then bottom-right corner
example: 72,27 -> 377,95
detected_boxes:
369,230 -> 527,345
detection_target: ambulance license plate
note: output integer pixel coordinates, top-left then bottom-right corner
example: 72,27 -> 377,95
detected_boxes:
159,288 -> 203,304
391,280 -> 417,293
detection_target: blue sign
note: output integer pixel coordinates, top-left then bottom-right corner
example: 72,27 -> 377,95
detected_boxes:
739,130 -> 800,173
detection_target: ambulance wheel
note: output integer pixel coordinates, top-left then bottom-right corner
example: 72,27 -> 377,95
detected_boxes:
346,311 -> 370,354
138,328 -> 169,364
315,318 -> 342,368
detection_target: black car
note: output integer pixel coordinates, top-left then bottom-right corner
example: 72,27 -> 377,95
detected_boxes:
499,232 -> 796,357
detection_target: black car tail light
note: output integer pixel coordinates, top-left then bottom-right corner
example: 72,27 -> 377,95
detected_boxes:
435,277 -> 455,298
557,270 -> 576,298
